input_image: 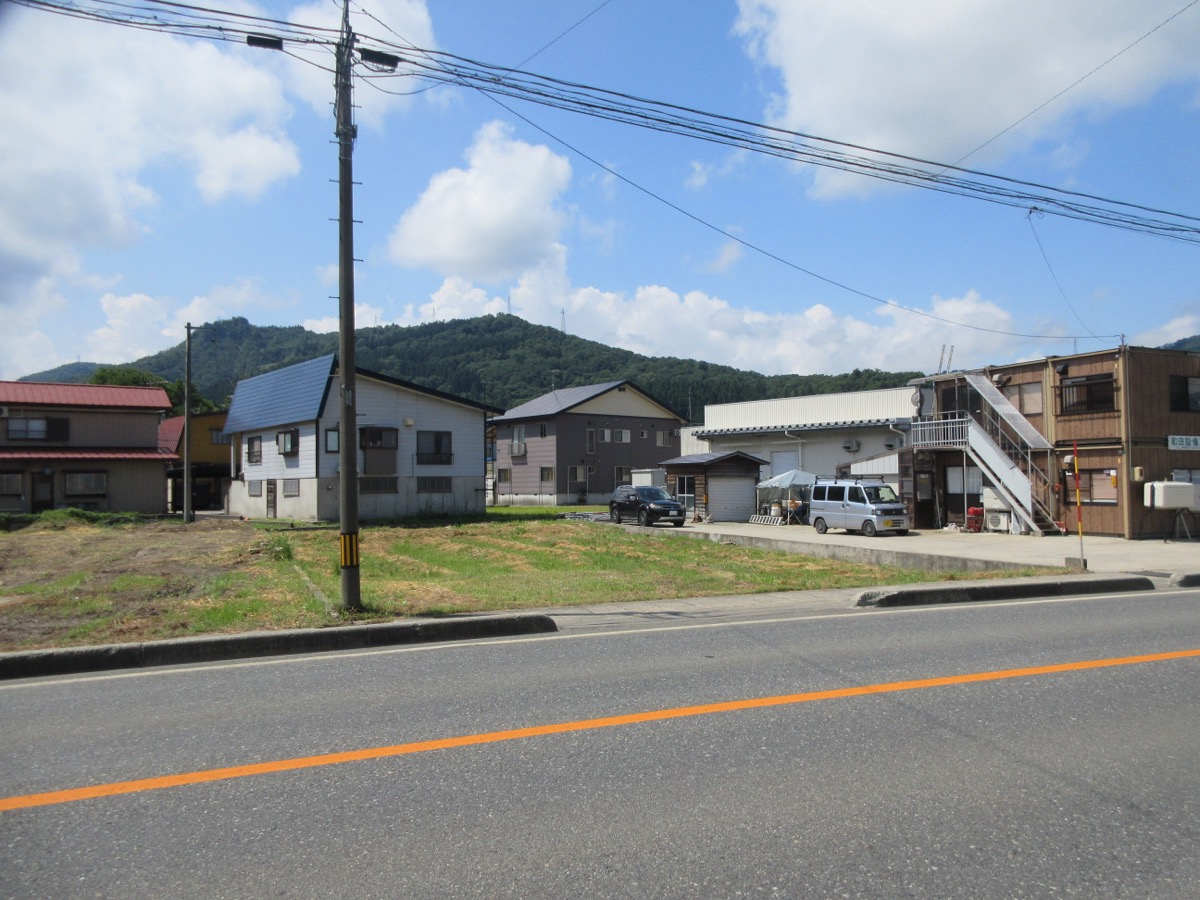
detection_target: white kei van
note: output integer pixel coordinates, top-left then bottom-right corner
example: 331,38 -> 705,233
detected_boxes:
808,478 -> 909,536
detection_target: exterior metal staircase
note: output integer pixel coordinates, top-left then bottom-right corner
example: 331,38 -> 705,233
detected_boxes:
911,373 -> 1060,535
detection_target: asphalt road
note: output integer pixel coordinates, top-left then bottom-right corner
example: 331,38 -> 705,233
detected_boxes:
3,587 -> 1199,898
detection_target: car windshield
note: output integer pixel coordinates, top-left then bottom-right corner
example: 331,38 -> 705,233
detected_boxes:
863,485 -> 899,503
636,486 -> 672,501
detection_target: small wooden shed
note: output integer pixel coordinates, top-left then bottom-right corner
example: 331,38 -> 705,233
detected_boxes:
659,451 -> 768,522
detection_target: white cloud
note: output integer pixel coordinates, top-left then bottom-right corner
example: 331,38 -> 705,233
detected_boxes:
0,7 -> 302,372
1133,311 -> 1200,348
704,240 -> 744,273
734,1 -> 1200,196
387,121 -> 572,282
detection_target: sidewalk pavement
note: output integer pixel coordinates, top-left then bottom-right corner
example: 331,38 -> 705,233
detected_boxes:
3,522 -> 1197,680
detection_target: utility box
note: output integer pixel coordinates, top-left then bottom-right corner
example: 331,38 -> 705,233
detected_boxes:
1144,481 -> 1200,511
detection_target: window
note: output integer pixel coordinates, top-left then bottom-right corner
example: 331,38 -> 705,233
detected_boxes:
613,429 -> 631,443
417,430 -> 453,465
418,476 -> 452,493
7,417 -> 67,441
325,428 -> 339,453
276,429 -> 299,456
0,472 -> 21,495
247,480 -> 263,497
1002,381 -> 1044,416
586,429 -> 596,453
511,424 -> 526,456
656,430 -> 673,447
568,466 -> 593,484
246,436 -> 262,464
675,474 -> 696,513
598,429 -> 611,443
1064,469 -> 1118,505
496,468 -> 511,483
614,466 -> 631,485
360,427 -> 398,476
538,423 -> 548,438
283,479 -> 300,497
64,472 -> 106,496
1170,376 -> 1200,413
1057,374 -> 1116,415
540,467 -> 555,483
210,428 -> 231,446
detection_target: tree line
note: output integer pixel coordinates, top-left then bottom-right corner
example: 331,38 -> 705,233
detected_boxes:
26,314 -> 924,421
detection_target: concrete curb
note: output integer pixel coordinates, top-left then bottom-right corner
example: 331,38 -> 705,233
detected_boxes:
0,614 -> 558,680
1169,573 -> 1200,588
855,575 -> 1157,608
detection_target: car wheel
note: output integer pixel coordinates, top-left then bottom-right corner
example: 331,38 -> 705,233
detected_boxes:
610,508 -> 621,524
862,521 -> 877,537
672,520 -> 684,527
895,529 -> 909,536
637,509 -> 650,527
813,518 -> 828,534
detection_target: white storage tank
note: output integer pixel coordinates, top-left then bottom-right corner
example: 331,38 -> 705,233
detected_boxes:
1143,481 -> 1200,511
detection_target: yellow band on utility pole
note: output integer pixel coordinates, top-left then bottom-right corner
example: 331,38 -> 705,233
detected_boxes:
340,532 -> 360,569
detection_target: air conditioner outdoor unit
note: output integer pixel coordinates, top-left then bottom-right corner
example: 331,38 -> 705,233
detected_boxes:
986,511 -> 1010,532
842,438 -> 861,453
0,406 -> 7,418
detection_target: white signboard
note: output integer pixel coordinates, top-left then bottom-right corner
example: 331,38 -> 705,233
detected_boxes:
1168,435 -> 1200,451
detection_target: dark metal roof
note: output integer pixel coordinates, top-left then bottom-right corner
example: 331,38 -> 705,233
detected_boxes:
494,381 -> 626,422
658,451 -> 769,467
223,355 -> 502,435
494,380 -> 685,423
691,417 -> 909,439
223,354 -> 336,435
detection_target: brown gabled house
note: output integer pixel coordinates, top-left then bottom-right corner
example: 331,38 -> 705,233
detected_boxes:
0,381 -> 174,514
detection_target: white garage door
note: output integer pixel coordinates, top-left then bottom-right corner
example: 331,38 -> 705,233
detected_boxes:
707,475 -> 757,522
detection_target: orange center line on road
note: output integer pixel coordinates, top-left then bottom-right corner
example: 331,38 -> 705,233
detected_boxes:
4,647 -> 1198,813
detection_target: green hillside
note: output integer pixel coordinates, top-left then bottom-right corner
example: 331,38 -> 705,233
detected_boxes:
21,314 -> 923,419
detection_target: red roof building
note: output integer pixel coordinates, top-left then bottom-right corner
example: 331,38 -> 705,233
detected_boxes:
0,381 -> 174,514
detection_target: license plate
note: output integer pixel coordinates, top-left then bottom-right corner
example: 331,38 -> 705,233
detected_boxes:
883,519 -> 903,528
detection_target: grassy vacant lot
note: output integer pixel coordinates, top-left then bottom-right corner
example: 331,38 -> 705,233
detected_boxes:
0,508 -> 1046,652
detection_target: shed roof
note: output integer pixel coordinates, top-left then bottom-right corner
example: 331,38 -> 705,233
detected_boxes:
0,381 -> 171,410
658,451 -> 768,467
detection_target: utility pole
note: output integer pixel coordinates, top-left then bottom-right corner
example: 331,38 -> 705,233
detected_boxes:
184,322 -> 194,524
249,1 -> 399,612
334,0 -> 362,612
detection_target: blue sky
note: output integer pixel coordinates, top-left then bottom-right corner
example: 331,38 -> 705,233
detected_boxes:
2,0 -> 1199,382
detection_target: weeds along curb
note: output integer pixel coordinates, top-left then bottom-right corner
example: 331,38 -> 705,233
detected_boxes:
0,614 -> 558,680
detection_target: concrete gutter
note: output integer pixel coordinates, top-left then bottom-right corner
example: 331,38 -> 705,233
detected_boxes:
856,574 -> 1157,608
0,614 -> 558,681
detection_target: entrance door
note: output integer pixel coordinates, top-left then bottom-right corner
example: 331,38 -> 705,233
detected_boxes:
32,472 -> 53,512
266,479 -> 277,518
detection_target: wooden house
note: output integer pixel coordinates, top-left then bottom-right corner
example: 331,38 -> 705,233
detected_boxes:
0,381 -> 173,514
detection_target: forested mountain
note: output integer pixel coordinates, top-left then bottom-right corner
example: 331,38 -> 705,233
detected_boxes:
21,314 -> 922,420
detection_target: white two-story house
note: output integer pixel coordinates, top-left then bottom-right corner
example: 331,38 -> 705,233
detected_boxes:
223,354 -> 500,521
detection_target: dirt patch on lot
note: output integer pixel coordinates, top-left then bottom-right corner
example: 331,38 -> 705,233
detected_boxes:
0,518 -> 260,650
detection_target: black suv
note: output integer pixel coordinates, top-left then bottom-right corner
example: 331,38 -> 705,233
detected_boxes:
609,485 -> 685,527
